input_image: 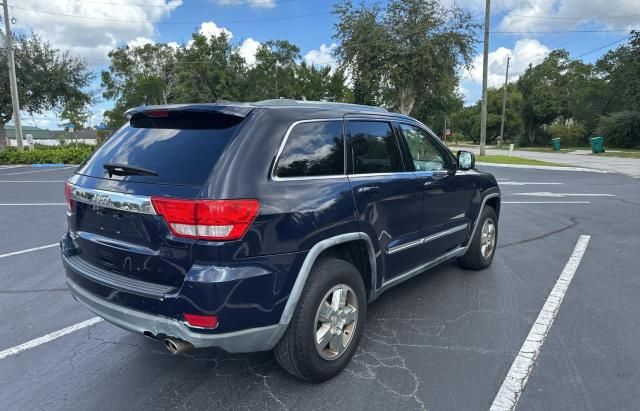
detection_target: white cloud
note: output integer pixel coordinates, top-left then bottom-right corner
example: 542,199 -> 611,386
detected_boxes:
19,110 -> 62,130
127,37 -> 155,48
197,21 -> 233,40
13,0 -> 182,66
239,38 -> 261,66
187,21 -> 233,48
496,0 -> 640,33
303,43 -> 337,68
215,0 -> 276,8
464,39 -> 550,90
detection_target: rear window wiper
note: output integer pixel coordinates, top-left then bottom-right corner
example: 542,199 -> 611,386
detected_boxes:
103,162 -> 158,177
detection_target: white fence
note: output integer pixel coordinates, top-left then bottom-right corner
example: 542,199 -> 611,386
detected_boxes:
8,138 -> 98,147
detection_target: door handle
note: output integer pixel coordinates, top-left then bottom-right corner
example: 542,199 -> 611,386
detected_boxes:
357,186 -> 379,194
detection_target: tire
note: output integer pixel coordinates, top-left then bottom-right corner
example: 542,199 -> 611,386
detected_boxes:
274,257 -> 367,382
458,205 -> 498,270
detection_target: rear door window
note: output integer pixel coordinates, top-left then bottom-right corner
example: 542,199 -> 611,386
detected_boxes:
347,121 -> 404,174
274,120 -> 344,178
76,111 -> 244,186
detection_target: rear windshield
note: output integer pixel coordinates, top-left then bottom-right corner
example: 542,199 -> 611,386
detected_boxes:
77,111 -> 244,186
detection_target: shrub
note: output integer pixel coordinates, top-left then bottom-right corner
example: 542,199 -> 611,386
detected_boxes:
0,144 -> 95,164
549,120 -> 589,147
596,111 -> 640,149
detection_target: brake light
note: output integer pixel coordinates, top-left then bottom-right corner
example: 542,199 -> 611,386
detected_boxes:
65,182 -> 74,212
183,313 -> 218,329
151,198 -> 260,241
144,109 -> 169,118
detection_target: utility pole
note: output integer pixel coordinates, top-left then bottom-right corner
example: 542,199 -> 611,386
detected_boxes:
2,0 -> 23,150
479,0 -> 490,157
499,56 -> 510,148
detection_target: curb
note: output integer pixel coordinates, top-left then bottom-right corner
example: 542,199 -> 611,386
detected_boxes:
476,162 -> 613,173
31,164 -> 68,168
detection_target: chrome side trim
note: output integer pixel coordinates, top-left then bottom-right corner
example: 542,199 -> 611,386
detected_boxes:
70,184 -> 156,215
386,223 -> 469,255
378,246 -> 467,291
278,232 -> 377,326
347,171 -> 415,178
270,118 -> 346,182
371,192 -> 500,298
386,238 -> 424,255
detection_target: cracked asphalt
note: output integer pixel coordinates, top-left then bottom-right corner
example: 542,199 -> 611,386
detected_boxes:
1,164 -> 638,410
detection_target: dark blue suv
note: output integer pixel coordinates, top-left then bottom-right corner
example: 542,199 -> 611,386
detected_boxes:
61,100 -> 500,381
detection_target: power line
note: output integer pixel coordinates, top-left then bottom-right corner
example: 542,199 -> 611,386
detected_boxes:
12,4 -> 640,32
11,5 -> 331,25
68,0 -> 294,7
573,35 -> 631,58
545,0 -> 636,49
504,13 -> 640,20
491,29 -> 633,34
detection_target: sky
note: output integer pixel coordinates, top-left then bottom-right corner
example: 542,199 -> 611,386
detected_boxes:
6,0 -> 640,130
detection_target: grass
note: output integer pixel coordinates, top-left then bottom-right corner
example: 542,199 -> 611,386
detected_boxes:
465,144 -> 640,159
475,155 -> 567,167
593,150 -> 640,159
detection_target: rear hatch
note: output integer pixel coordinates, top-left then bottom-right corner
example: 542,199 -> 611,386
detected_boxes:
66,107 -> 250,290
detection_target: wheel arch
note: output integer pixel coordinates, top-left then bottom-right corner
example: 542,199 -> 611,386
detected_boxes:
278,233 -> 377,326
464,192 -> 501,247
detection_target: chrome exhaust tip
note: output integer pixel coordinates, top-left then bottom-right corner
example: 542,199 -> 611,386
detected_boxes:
165,338 -> 193,354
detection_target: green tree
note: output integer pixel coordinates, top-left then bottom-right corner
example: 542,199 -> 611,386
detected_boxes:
0,32 -> 93,150
516,50 -> 567,144
101,42 -> 177,128
596,111 -> 640,148
595,31 -> 640,112
451,85 -> 523,143
175,32 -> 246,103
60,98 -> 91,131
333,0 -> 478,114
247,40 -> 300,100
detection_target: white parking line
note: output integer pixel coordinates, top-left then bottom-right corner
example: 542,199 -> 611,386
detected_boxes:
0,317 -> 103,360
0,243 -> 59,259
503,201 -> 591,204
514,192 -> 615,198
490,235 -> 591,411
4,167 -> 74,175
0,180 -> 66,183
0,203 -> 66,206
500,182 -> 564,186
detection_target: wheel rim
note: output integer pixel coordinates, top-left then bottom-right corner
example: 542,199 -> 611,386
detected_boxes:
480,218 -> 496,259
314,284 -> 358,361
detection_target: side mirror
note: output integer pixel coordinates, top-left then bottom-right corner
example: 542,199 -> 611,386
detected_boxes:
457,150 -> 475,170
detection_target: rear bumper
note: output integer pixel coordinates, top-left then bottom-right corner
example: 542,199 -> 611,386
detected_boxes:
66,276 -> 286,352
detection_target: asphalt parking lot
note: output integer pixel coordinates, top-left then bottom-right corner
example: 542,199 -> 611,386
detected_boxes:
1,164 -> 638,410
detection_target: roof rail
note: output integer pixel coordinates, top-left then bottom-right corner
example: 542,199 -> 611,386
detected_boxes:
253,99 -> 388,113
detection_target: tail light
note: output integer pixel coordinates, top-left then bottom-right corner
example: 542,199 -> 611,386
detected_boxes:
65,182 -> 75,212
151,197 -> 260,241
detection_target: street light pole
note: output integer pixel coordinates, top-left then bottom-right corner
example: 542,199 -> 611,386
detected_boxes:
2,0 -> 23,150
499,56 -> 510,148
479,0 -> 490,157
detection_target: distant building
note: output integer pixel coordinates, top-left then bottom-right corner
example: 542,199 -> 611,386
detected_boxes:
4,125 -> 52,139
3,125 -> 100,146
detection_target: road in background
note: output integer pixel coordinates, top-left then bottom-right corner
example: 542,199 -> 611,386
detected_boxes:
451,146 -> 640,177
1,165 -> 638,410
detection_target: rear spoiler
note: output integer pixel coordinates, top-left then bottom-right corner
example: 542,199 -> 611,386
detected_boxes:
124,103 -> 255,120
